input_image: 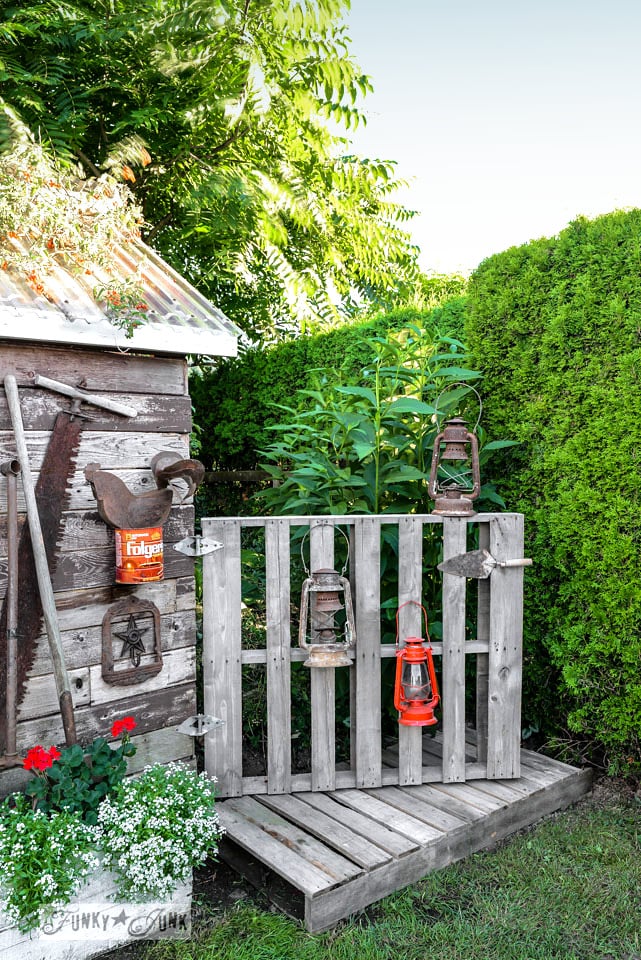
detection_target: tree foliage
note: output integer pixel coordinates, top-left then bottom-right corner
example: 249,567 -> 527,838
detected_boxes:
0,0 -> 420,340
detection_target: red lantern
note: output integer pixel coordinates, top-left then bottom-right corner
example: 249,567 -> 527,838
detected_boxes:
394,602 -> 440,726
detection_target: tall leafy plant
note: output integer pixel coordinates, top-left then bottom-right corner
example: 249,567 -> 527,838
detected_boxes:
257,325 -> 509,516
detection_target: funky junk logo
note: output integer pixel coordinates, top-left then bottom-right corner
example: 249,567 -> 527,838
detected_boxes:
41,900 -> 192,941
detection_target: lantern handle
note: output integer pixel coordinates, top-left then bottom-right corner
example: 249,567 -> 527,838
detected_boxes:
433,382 -> 483,434
395,600 -> 431,649
300,521 -> 350,576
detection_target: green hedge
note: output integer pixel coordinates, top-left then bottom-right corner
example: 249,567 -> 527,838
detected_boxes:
465,210 -> 641,772
191,300 -> 467,471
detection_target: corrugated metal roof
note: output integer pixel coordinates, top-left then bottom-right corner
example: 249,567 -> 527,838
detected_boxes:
0,237 -> 240,357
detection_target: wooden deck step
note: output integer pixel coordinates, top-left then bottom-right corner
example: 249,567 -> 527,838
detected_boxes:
217,747 -> 592,933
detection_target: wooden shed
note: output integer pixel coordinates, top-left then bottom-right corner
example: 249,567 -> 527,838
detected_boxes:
0,238 -> 239,796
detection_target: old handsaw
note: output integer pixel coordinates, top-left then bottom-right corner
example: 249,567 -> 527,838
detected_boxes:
0,376 -> 135,753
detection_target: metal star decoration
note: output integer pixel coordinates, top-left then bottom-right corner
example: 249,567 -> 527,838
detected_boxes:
114,614 -> 150,667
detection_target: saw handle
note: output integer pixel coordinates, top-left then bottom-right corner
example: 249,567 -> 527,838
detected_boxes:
33,374 -> 137,418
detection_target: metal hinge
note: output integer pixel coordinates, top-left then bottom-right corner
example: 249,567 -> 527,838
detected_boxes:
173,535 -> 223,557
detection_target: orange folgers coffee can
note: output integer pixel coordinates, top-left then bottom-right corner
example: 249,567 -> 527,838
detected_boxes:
115,527 -> 164,583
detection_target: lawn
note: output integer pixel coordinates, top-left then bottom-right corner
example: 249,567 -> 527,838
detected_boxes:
120,781 -> 640,960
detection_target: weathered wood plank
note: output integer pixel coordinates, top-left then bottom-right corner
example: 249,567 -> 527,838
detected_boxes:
366,786 -> 463,833
476,521 -> 490,762
396,516 -> 426,785
0,342 -> 187,395
0,389 -> 191,434
223,796 -> 363,883
217,803 -> 339,896
14,682 -> 196,752
328,788 -> 441,845
0,544 -> 194,595
0,430 -> 188,471
0,506 -> 193,557
486,513 -> 524,779
18,665 -> 90,719
297,791 -> 418,857
202,518 -> 243,797
441,517 -> 468,782
258,793 -> 392,870
396,782 -> 486,822
427,781 -> 505,814
353,517 -> 381,787
27,609 -> 196,677
309,519 -> 336,792
265,519 -> 292,794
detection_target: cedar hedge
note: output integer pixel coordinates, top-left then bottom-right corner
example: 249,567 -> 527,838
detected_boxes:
465,210 -> 641,772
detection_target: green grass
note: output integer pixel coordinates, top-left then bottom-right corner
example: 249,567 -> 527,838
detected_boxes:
143,793 -> 641,960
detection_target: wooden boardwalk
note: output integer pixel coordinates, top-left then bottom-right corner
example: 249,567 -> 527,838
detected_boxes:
217,736 -> 592,933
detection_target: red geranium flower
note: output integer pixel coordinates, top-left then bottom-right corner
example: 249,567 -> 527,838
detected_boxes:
111,716 -> 136,738
23,745 -> 59,772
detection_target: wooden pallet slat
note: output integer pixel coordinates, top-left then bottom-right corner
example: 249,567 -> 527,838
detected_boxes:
259,793 -> 393,870
441,516 -> 468,782
309,519 -> 337,792
329,788 -> 442,845
396,516 -> 425,785
299,790 -> 418,857
223,796 -> 363,884
487,513 -> 525,779
217,804 -> 337,897
202,518 -> 243,797
353,517 -> 382,788
265,518 -> 292,794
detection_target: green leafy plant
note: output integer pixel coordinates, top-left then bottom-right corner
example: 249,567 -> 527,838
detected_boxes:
23,717 -> 137,824
257,325 -> 508,516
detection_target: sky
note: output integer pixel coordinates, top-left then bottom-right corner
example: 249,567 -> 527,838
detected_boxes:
345,0 -> 641,275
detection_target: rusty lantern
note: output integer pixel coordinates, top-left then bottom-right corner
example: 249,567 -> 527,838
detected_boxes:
394,602 -> 440,727
428,416 -> 481,516
299,567 -> 355,668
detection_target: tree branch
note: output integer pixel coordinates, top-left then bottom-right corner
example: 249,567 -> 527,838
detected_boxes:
74,149 -> 101,178
144,212 -> 174,243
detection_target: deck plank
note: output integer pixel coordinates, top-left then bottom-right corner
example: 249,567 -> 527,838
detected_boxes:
222,796 -> 363,884
366,786 -> 467,833
329,788 -> 443,845
298,791 -> 418,857
258,794 -> 392,870
217,804 -> 339,897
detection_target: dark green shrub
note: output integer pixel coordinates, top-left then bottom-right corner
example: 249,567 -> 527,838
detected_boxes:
465,209 -> 641,773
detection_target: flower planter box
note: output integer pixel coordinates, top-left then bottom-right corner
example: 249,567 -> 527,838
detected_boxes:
0,869 -> 192,960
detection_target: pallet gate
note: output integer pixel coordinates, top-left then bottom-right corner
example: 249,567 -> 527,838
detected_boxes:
201,514 -> 591,932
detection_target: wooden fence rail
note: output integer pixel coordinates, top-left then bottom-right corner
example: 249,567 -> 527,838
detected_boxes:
202,513 -> 525,798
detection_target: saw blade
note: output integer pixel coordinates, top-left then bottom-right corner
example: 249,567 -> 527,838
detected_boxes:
0,411 -> 82,753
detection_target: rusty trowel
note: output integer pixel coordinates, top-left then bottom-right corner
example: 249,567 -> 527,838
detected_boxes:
438,548 -> 532,579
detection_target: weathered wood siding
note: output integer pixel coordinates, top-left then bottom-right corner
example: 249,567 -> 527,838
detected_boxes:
0,341 -> 196,792
202,513 -> 526,797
